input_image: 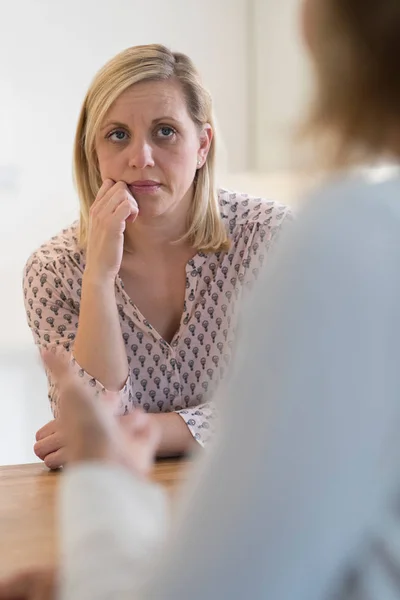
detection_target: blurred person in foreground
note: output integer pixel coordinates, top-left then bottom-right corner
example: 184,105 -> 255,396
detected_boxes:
2,0 -> 400,598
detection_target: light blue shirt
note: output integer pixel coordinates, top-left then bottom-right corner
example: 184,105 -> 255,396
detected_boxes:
60,173 -> 400,600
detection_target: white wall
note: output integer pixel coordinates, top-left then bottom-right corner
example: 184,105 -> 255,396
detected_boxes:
0,350 -> 51,465
0,0 -> 250,351
252,0 -> 312,171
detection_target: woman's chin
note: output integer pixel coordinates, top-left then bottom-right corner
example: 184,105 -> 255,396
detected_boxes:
131,202 -> 167,222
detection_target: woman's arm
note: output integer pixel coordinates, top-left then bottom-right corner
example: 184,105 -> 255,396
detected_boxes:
72,274 -> 129,391
72,180 -> 138,391
149,413 -> 198,457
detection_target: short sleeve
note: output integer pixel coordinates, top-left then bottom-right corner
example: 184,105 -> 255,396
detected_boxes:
23,255 -> 80,350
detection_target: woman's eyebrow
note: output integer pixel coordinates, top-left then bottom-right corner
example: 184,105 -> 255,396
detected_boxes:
152,116 -> 181,125
99,121 -> 128,132
100,116 -> 181,132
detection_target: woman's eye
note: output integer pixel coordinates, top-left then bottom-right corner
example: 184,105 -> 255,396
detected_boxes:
107,130 -> 128,142
157,126 -> 176,139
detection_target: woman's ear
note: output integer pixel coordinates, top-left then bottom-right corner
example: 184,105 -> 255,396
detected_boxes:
198,124 -> 213,164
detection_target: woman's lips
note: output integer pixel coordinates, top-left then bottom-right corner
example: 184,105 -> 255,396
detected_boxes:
129,181 -> 161,194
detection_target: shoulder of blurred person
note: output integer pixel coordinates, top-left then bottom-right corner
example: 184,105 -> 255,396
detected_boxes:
299,167 -> 400,225
294,165 -> 400,600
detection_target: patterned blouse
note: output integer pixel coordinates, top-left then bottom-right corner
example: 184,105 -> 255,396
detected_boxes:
23,189 -> 291,445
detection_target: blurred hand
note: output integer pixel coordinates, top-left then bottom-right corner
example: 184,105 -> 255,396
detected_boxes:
41,350 -> 160,477
34,419 -> 65,470
0,567 -> 56,600
85,179 -> 139,283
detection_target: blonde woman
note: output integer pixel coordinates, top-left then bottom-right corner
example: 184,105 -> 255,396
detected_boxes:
3,0 -> 400,599
24,44 -> 290,468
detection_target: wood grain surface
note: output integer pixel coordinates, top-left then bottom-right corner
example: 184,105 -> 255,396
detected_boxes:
0,459 -> 188,579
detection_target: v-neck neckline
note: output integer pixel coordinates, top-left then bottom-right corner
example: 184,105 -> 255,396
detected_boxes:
116,251 -> 210,350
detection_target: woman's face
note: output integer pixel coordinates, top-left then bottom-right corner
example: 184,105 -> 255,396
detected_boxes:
95,79 -> 212,220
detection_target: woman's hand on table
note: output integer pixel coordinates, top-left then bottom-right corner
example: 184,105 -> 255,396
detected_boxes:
39,350 -> 160,477
34,409 -> 196,470
34,419 -> 66,470
0,567 -> 56,600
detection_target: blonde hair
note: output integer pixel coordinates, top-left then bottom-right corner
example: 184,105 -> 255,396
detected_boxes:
73,44 -> 229,252
304,0 -> 400,167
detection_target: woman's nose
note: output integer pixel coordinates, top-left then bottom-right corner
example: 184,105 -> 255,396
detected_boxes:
127,140 -> 155,169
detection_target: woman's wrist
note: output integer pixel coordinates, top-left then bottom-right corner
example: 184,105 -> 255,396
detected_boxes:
150,412 -> 197,458
82,268 -> 116,291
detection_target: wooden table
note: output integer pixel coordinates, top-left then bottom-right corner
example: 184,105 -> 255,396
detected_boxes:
0,459 -> 188,579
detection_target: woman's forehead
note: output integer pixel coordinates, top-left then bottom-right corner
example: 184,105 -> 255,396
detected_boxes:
104,79 -> 190,124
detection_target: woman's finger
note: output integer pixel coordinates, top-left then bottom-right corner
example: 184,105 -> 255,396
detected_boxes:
0,568 -> 55,599
35,419 -> 58,442
90,181 -> 129,217
44,447 -> 66,470
0,571 -> 31,597
121,412 -> 160,474
113,196 -> 139,225
120,411 -> 159,446
92,178 -> 116,206
34,432 -> 64,461
120,410 -> 150,433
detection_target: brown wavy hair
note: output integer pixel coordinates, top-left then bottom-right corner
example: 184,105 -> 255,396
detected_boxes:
304,0 -> 400,165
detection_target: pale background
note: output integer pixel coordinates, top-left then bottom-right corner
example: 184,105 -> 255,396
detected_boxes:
0,0 -> 311,464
